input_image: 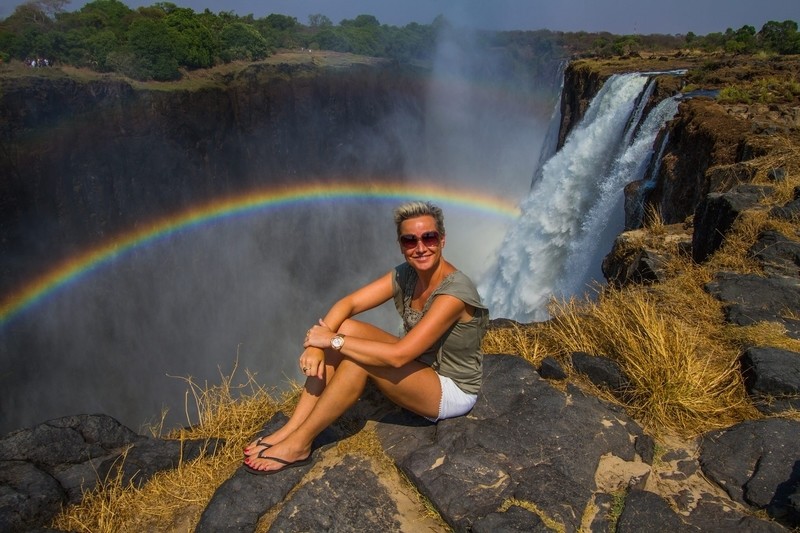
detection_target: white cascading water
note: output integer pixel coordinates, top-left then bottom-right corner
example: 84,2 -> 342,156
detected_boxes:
531,60 -> 568,185
480,73 -> 681,322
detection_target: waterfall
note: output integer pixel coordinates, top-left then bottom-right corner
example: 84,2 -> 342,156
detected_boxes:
557,94 -> 680,297
531,60 -> 567,188
627,128 -> 672,230
480,73 -> 681,322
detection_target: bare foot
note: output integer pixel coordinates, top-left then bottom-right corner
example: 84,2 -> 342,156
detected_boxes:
243,435 -> 273,457
243,439 -> 311,474
242,424 -> 297,457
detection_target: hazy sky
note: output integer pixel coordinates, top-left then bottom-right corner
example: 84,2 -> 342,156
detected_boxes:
1,0 -> 798,35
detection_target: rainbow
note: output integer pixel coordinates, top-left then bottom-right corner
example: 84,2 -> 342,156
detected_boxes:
0,181 -> 520,327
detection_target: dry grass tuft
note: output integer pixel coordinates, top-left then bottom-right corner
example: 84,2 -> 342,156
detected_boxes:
545,291 -> 752,435
721,322 -> 800,353
704,209 -> 770,275
643,203 -> 666,236
52,364 -> 300,532
498,498 -> 566,533
750,135 -> 800,202
481,321 -> 550,365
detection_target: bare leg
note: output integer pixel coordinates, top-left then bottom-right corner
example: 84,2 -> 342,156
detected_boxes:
245,355 -> 441,473
244,319 -> 398,456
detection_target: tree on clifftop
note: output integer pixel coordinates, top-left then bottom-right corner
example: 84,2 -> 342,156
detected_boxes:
759,20 -> 800,54
219,22 -> 268,62
126,17 -> 180,80
164,7 -> 217,69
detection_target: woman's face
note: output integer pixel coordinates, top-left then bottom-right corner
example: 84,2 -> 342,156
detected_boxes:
398,215 -> 444,272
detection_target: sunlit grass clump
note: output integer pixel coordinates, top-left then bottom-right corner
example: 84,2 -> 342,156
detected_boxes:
52,366 -> 300,532
482,277 -> 755,437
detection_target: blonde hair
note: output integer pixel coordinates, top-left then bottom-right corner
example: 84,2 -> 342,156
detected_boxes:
393,201 -> 445,238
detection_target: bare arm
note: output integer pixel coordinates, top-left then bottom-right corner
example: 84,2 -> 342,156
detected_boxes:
300,271 -> 395,377
319,270 -> 396,333
306,293 -> 468,369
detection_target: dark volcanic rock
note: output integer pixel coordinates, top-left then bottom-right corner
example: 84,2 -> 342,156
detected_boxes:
741,346 -> 800,414
616,489 -> 700,532
699,418 -> 800,527
0,460 -> 64,532
570,351 -> 631,396
268,455 -> 401,532
97,435 -> 223,489
472,505 -> 550,532
686,498 -> 789,532
603,245 -> 670,285
377,354 -> 651,532
692,184 -> 774,263
0,414 -> 218,532
770,196 -> 800,221
538,356 -> 568,380
602,224 -> 692,287
749,230 -> 800,277
705,271 -> 800,339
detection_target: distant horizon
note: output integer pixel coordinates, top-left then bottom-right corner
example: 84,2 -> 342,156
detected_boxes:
1,0 -> 798,36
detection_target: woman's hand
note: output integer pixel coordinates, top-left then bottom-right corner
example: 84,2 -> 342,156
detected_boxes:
300,319 -> 334,379
297,346 -> 324,379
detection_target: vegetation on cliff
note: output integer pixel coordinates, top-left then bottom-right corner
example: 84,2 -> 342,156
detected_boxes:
1,0 -> 798,81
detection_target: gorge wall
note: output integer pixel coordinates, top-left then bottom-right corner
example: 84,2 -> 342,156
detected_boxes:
0,59 -> 426,293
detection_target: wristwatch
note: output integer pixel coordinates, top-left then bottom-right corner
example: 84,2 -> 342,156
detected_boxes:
330,333 -> 345,350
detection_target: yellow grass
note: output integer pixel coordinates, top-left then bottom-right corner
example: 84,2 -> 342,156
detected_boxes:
52,364 -> 300,532
498,498 -> 566,533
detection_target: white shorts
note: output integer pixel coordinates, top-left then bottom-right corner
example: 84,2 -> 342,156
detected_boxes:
425,374 -> 478,423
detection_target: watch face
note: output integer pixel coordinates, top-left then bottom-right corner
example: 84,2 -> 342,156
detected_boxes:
331,335 -> 344,349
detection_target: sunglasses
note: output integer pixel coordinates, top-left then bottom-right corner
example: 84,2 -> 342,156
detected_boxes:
399,231 -> 441,249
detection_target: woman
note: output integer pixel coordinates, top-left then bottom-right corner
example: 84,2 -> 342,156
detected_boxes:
243,201 -> 488,474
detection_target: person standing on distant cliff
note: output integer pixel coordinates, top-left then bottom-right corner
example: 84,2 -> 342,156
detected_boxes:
243,200 -> 488,474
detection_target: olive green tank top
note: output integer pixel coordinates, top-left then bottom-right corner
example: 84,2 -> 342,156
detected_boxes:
392,263 -> 489,394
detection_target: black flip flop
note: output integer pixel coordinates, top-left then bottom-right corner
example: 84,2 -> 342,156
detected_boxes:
243,436 -> 272,458
242,448 -> 311,476
243,452 -> 313,476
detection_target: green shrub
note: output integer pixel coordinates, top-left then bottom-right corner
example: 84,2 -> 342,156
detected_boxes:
718,85 -> 751,104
